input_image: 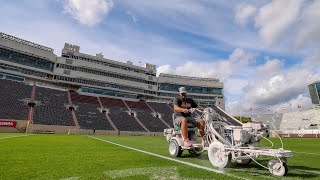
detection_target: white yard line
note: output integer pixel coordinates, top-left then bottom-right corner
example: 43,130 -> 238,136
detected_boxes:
230,169 -> 274,179
106,166 -> 209,180
0,134 -> 31,140
293,151 -> 320,156
88,136 -> 247,180
60,177 -> 79,180
293,169 -> 320,175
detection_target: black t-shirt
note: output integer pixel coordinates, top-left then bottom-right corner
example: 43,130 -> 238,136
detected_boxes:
173,97 -> 198,117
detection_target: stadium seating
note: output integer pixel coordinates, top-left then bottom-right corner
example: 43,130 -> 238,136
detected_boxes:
124,101 -> 168,132
0,78 -> 261,132
147,102 -> 174,126
251,113 -> 283,130
70,92 -> 113,130
280,109 -> 320,130
33,87 -> 74,126
0,78 -> 31,120
99,97 -> 145,131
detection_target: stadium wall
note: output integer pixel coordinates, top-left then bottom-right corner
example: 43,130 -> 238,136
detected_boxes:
270,130 -> 320,138
25,124 -> 163,136
0,119 -> 28,133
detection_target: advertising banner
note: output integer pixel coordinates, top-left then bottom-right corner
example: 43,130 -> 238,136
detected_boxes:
0,121 -> 17,127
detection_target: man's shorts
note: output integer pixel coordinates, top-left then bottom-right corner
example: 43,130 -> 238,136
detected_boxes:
174,116 -> 200,127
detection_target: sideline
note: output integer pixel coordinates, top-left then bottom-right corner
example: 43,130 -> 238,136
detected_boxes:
88,136 -> 246,180
0,134 -> 32,140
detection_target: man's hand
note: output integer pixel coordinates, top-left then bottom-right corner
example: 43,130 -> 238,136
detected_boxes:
197,106 -> 205,111
183,109 -> 189,114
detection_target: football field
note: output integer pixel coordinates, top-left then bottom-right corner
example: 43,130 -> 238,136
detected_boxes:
0,133 -> 319,180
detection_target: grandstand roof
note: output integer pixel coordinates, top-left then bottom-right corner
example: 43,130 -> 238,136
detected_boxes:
159,73 -> 219,82
0,32 -> 54,53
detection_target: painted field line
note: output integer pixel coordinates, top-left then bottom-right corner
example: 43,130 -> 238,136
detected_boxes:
60,176 -> 79,180
230,169 -> 273,179
293,151 -> 320,156
106,166 -> 209,180
293,169 -> 320,175
88,136 -> 247,180
0,134 -> 32,140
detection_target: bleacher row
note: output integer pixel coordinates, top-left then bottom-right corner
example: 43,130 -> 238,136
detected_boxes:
0,78 -> 172,132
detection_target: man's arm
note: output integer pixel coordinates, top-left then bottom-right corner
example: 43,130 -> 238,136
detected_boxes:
173,105 -> 189,113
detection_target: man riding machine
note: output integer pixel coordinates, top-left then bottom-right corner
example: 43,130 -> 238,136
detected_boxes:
166,87 -> 206,156
164,87 -> 293,176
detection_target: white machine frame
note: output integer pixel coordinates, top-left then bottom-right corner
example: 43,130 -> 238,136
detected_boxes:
164,107 -> 293,176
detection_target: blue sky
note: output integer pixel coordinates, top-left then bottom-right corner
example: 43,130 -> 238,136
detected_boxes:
1,0 -> 319,114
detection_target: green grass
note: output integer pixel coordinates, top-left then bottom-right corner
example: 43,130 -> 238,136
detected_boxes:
0,133 -> 319,180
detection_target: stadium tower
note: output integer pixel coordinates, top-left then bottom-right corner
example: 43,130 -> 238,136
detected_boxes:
308,81 -> 320,106
308,81 -> 320,129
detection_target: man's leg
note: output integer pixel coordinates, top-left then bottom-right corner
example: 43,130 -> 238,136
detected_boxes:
180,118 -> 192,147
181,118 -> 188,140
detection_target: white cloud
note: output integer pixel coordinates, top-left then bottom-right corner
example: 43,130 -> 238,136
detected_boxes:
246,67 -> 315,106
63,0 -> 113,26
225,47 -> 320,115
269,93 -> 311,113
225,78 -> 248,96
302,49 -> 320,67
174,61 -> 233,81
118,1 -> 267,53
255,59 -> 283,76
229,62 -> 320,114
157,65 -> 175,76
255,0 -> 303,47
295,1 -> 320,47
156,48 -> 254,82
234,3 -> 256,26
229,48 -> 255,65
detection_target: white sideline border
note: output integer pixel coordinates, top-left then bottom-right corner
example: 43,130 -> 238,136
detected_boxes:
88,136 -> 246,180
0,134 -> 31,140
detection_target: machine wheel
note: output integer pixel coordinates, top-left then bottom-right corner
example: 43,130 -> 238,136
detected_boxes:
236,159 -> 252,165
208,142 -> 232,168
268,159 -> 288,176
169,139 -> 182,157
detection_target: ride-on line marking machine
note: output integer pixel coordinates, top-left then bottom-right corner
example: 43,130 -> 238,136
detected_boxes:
164,107 -> 293,176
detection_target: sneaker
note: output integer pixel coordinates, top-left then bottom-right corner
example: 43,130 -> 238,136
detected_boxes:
184,140 -> 193,147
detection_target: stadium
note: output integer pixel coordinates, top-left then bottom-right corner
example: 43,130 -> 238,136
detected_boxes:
1,32 -> 320,180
